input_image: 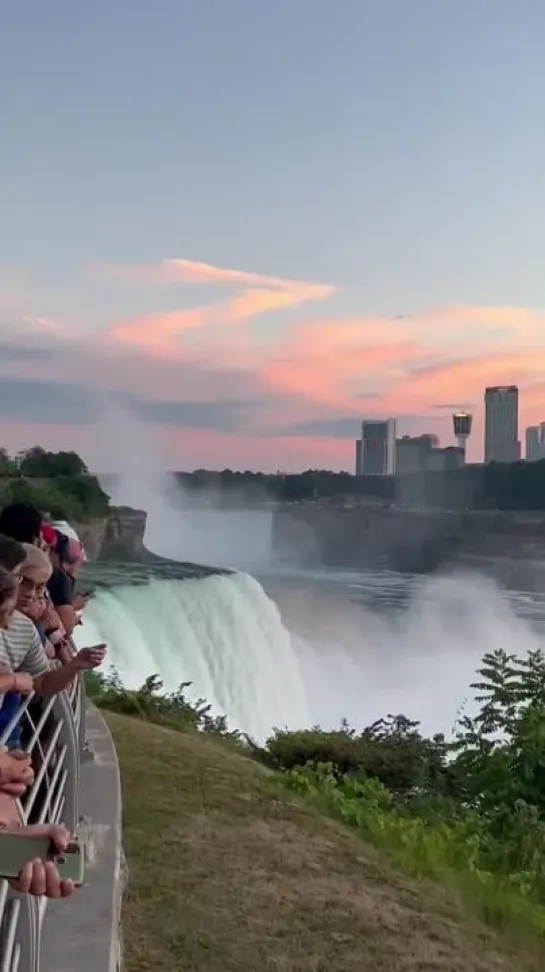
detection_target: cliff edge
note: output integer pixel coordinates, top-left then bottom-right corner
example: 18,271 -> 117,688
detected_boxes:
75,506 -> 148,562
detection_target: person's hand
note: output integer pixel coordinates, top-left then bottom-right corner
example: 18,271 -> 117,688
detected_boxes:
11,823 -> 76,898
12,672 -> 33,694
74,644 -> 106,671
0,747 -> 34,797
72,593 -> 89,612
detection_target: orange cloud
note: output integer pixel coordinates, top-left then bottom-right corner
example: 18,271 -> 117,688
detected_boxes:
107,306 -> 210,352
263,342 -> 419,402
104,257 -> 335,353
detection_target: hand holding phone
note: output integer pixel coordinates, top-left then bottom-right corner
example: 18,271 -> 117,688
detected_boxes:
3,825 -> 84,895
74,644 -> 106,671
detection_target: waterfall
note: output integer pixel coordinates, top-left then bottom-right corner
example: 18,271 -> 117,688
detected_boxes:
73,571 -> 310,742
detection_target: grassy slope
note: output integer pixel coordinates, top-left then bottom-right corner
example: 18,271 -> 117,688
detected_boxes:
109,713 -> 545,972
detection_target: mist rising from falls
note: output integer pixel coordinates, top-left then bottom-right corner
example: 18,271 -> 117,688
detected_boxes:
92,406 -> 544,741
75,571 -> 310,741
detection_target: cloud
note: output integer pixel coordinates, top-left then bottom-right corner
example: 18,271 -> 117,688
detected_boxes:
265,417 -> 364,439
21,315 -> 64,335
8,256 -> 545,470
0,377 -> 98,424
107,306 -> 211,350
0,341 -> 57,362
96,256 -> 334,294
101,257 -> 336,354
129,396 -> 273,433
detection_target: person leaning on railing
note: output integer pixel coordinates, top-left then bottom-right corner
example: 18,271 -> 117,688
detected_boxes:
0,534 -> 106,696
0,565 -> 76,898
18,544 -> 73,667
47,532 -> 89,638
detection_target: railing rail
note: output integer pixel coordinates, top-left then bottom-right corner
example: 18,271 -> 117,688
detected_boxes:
0,666 -> 85,972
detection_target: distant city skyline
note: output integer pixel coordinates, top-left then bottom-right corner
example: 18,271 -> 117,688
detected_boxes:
3,2 -> 545,472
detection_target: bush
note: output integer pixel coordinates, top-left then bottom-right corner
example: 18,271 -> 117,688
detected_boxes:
265,715 -> 454,795
86,669 -> 240,739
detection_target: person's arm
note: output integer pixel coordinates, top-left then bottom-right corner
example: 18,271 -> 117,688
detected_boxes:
33,645 -> 106,696
55,605 -> 77,638
43,637 -> 56,661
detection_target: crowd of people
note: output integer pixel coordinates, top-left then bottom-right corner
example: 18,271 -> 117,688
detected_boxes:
0,502 -> 106,900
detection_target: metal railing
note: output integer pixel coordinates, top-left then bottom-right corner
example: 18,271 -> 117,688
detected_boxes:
0,673 -> 85,972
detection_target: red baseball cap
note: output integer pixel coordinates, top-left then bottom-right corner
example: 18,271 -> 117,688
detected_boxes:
41,524 -> 57,546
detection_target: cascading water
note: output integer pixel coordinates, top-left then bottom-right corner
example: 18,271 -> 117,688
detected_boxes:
73,571 -> 310,742
87,412 -> 545,744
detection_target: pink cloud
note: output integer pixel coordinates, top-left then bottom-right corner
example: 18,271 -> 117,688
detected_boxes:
9,258 -> 545,470
96,256 -> 335,295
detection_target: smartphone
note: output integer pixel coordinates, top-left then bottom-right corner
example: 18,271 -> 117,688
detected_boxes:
0,833 -> 84,885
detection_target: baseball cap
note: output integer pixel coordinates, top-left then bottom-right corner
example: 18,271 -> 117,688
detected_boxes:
41,524 -> 57,546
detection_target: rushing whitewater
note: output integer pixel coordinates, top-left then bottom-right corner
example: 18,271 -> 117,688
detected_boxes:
91,420 -> 544,742
74,571 -> 311,742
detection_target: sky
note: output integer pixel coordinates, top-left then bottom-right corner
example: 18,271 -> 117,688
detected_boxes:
2,0 -> 545,471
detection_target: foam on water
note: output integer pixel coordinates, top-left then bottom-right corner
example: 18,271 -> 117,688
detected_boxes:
74,570 -> 310,742
74,563 -> 544,742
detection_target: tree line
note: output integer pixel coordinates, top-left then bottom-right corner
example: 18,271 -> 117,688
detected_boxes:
0,447 -> 109,522
4,446 -> 545,513
172,460 -> 545,511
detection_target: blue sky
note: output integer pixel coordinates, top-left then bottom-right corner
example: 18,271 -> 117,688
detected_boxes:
1,1 -> 545,470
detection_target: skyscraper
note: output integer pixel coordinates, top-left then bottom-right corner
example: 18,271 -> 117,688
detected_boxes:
525,422 -> 545,461
484,386 -> 519,463
359,419 -> 396,475
355,439 -> 362,475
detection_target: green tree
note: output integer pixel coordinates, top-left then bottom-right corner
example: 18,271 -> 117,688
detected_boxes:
18,447 -> 89,478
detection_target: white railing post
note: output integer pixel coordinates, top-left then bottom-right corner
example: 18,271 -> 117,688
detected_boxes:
0,671 -> 84,971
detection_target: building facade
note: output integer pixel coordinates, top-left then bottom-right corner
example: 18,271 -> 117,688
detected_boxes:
525,422 -> 545,461
355,439 -> 362,475
484,386 -> 519,464
358,418 -> 396,475
395,434 -> 463,474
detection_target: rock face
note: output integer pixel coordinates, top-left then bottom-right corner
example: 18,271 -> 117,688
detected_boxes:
272,504 -> 545,587
75,506 -> 148,561
99,506 -> 148,561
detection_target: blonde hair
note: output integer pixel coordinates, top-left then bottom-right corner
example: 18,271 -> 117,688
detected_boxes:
21,543 -> 53,582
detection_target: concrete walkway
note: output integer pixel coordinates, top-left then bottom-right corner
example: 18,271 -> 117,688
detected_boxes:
40,706 -> 124,972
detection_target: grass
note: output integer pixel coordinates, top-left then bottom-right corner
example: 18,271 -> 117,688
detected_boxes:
108,712 -> 545,972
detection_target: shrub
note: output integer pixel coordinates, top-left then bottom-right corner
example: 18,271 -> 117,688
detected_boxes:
265,715 -> 454,795
86,669 -> 240,739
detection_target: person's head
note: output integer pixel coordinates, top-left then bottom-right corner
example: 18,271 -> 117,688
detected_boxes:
0,503 -> 43,546
0,533 -> 26,575
55,533 -> 85,578
40,523 -> 57,554
17,544 -> 53,613
0,566 -> 19,628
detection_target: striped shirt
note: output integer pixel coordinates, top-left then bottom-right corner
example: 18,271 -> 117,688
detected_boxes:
0,611 -> 50,677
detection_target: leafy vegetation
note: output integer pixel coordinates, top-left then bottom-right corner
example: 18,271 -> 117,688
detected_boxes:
85,670 -> 239,737
0,447 -> 109,521
89,647 -> 545,939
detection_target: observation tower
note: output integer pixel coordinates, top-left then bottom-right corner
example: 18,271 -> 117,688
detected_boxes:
452,411 -> 473,460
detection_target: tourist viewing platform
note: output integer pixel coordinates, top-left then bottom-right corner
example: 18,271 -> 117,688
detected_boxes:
0,673 -> 123,972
